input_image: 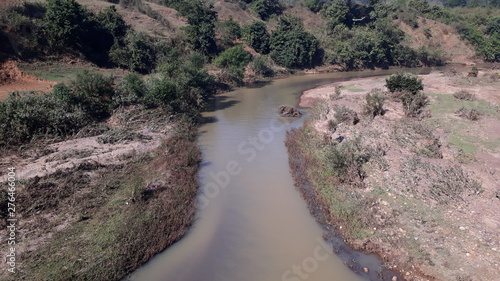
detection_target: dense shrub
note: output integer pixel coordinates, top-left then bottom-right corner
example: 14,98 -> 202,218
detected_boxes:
0,92 -> 89,146
250,56 -> 273,77
385,72 -> 424,94
242,21 -> 270,54
305,0 -> 324,13
250,0 -> 282,21
216,17 -> 241,48
270,16 -> 320,68
214,45 -> 252,85
180,1 -> 217,55
114,73 -> 148,106
70,71 -> 115,119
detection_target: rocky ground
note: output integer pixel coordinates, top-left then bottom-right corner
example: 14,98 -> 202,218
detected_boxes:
294,67 -> 500,280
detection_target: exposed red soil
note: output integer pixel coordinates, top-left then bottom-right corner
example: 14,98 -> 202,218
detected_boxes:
0,60 -> 57,100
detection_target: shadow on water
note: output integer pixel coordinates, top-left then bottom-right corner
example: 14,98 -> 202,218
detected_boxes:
205,95 -> 240,113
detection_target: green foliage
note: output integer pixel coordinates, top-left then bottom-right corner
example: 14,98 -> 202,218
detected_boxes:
180,1 -> 217,55
150,54 -> 216,116
216,16 -> 241,48
96,5 -> 129,40
109,31 -> 155,73
385,72 -> 424,94
325,137 -> 370,187
363,88 -> 385,118
417,46 -> 446,66
250,0 -> 282,21
242,21 -> 270,54
214,45 -> 252,70
44,0 -> 88,50
250,56 -> 273,77
305,0 -> 325,13
70,71 -> 115,119
324,0 -> 352,29
486,16 -> 500,36
270,16 -> 320,68
0,91 -> 88,146
214,45 -> 252,85
114,73 -> 148,106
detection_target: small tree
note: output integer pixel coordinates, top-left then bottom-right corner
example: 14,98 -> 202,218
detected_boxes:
385,72 -> 423,94
270,16 -> 320,68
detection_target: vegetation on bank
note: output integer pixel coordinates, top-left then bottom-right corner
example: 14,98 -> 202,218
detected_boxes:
1,0 -> 499,79
1,121 -> 200,281
286,70 -> 499,280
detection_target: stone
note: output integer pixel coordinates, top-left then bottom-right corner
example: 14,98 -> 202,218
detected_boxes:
277,105 -> 302,117
363,267 -> 369,273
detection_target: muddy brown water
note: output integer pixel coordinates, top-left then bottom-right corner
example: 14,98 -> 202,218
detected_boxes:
127,67 -> 448,281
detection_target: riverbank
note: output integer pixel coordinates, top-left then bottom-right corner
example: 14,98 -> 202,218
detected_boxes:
0,108 -> 200,280
288,67 -> 500,280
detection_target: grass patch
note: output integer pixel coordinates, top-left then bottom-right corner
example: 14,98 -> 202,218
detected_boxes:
449,135 -> 479,154
428,93 -> 499,117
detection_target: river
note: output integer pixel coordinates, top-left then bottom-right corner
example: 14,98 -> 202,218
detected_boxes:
127,67 -> 443,281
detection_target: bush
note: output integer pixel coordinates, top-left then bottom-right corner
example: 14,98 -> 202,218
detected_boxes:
401,91 -> 429,117
216,16 -> 241,48
0,92 -> 89,146
326,137 -> 371,187
455,107 -> 481,120
70,71 -> 115,119
453,90 -> 476,101
114,73 -> 148,106
334,105 -> 359,125
214,45 -> 252,85
251,0 -> 282,21
385,72 -> 424,94
305,0 -> 324,13
363,88 -> 385,118
250,56 -> 273,77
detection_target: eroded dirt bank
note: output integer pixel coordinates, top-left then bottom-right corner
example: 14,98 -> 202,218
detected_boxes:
0,108 -> 200,280
288,67 -> 500,280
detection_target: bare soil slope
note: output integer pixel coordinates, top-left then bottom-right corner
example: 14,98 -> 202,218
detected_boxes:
0,60 -> 57,100
397,17 -> 478,65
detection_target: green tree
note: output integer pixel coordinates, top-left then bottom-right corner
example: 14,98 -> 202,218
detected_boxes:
324,0 -> 352,29
44,0 -> 88,50
242,21 -> 270,54
270,16 -> 320,68
181,1 -> 217,55
216,16 -> 241,48
251,0 -> 282,21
